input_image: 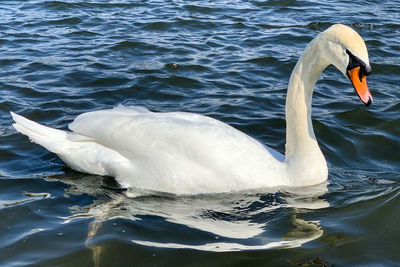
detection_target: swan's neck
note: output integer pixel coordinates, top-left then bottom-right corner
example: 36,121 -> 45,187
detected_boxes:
284,39 -> 329,184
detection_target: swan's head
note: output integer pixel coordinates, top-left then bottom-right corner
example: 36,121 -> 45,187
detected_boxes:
318,24 -> 373,105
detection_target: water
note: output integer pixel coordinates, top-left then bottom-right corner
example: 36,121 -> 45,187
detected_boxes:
0,0 -> 399,266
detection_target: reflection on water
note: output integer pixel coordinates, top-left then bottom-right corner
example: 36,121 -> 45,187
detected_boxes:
1,191 -> 51,208
133,215 -> 323,252
46,173 -> 328,258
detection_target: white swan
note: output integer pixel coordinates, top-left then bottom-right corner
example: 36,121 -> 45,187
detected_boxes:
11,24 -> 373,195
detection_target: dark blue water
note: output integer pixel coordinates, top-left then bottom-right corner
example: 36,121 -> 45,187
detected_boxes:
0,1 -> 399,266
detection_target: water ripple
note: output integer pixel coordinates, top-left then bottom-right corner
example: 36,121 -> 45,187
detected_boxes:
0,0 -> 399,265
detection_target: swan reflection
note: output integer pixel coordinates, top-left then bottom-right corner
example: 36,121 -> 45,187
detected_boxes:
47,173 -> 327,259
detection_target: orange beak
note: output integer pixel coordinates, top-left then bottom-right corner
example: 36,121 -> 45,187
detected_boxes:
347,66 -> 373,106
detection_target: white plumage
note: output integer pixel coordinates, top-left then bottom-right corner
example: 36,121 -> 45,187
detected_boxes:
12,105 -> 286,194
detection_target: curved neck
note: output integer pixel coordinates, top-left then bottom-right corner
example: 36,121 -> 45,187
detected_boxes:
285,39 -> 329,160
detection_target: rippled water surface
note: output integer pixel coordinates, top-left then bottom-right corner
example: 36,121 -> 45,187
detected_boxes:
1,1 -> 399,266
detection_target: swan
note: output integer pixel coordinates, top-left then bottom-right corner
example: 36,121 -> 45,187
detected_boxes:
11,24 -> 373,195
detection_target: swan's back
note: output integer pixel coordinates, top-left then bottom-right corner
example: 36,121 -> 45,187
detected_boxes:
68,105 -> 286,193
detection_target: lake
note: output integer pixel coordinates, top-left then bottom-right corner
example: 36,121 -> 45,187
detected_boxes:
0,0 -> 399,266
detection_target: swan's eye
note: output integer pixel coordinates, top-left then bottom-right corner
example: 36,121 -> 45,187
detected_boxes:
346,49 -> 371,82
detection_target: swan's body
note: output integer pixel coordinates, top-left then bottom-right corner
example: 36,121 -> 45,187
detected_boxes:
11,24 -> 373,194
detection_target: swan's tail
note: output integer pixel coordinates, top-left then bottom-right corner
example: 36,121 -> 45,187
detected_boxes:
11,112 -> 68,155
10,112 -> 131,179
